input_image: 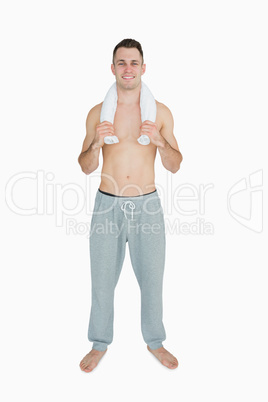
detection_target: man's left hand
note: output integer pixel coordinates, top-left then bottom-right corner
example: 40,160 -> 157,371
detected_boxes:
139,120 -> 165,148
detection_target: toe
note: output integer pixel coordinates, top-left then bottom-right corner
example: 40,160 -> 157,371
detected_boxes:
86,363 -> 97,372
83,367 -> 93,373
162,359 -> 170,368
170,360 -> 178,369
81,363 -> 94,373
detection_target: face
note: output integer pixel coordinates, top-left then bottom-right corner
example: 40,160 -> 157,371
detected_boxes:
111,47 -> 146,90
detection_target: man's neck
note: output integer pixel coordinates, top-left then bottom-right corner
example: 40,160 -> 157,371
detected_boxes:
116,82 -> 141,106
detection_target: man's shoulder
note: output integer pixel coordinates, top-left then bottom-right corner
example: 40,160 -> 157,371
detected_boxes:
88,102 -> 103,116
155,100 -> 173,123
86,102 -> 103,126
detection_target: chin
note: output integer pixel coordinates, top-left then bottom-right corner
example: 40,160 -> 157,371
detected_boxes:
123,80 -> 140,90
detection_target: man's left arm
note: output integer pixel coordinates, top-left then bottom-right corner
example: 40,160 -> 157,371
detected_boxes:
140,104 -> 183,173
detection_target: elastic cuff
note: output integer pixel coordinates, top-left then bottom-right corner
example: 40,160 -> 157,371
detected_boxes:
92,341 -> 108,352
147,342 -> 164,350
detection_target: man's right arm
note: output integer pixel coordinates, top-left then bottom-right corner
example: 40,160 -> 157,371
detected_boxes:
78,104 -> 102,175
78,104 -> 116,175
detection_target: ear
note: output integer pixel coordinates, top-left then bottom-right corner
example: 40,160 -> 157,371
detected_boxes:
111,64 -> 115,75
141,63 -> 146,76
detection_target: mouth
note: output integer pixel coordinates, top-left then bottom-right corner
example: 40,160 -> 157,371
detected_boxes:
122,76 -> 135,80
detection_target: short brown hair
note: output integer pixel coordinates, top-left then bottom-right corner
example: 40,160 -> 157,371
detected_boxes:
112,38 -> 144,65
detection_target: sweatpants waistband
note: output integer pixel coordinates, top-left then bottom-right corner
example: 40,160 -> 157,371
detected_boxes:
98,188 -> 157,199
95,188 -> 162,221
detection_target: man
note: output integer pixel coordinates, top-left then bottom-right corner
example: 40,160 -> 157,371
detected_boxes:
78,39 -> 182,372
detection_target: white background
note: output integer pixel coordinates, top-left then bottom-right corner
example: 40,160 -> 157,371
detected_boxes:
1,0 -> 267,401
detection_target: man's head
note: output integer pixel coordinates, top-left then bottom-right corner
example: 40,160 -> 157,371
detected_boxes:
112,38 -> 144,65
111,38 -> 146,90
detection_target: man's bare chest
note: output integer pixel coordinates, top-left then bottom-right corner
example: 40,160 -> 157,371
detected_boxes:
113,104 -> 141,142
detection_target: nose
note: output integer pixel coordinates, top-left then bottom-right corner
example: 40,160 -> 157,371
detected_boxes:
124,64 -> 132,72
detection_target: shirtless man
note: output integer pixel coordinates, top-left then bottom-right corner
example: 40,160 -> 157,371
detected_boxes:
78,39 -> 183,372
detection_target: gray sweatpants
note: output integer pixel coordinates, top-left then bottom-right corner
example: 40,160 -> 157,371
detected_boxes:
88,188 -> 166,351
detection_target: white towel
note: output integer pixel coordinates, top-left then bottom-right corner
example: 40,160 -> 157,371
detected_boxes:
100,81 -> 156,145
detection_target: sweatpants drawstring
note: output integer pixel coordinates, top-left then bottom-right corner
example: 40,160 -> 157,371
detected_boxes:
121,201 -> 136,220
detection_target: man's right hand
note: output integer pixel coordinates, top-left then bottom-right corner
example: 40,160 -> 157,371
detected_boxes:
92,121 -> 115,148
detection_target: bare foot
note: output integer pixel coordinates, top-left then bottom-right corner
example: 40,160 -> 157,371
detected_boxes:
147,346 -> 178,369
80,349 -> 107,373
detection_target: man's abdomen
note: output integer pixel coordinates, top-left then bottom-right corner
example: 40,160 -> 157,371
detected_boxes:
99,160 -> 155,196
